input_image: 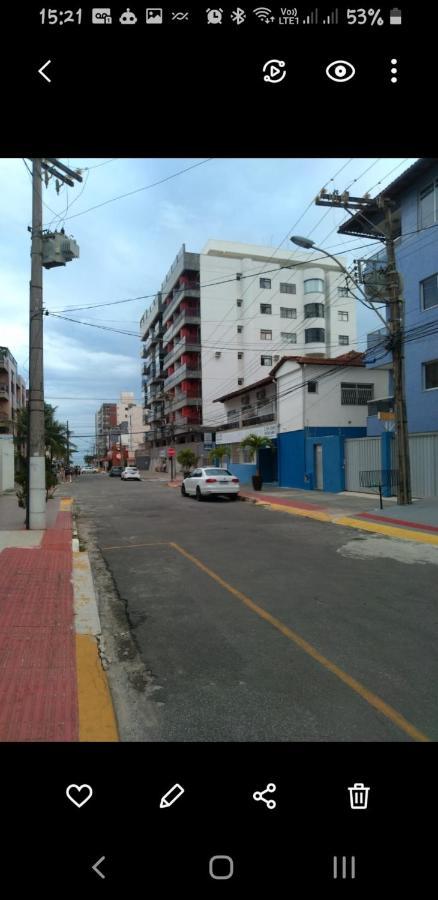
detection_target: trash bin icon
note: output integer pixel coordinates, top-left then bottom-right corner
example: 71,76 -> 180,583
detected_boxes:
348,782 -> 370,809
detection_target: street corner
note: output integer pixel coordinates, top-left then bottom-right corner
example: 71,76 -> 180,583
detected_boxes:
72,546 -> 119,742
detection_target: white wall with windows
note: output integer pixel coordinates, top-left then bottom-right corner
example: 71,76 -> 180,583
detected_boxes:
275,359 -> 390,433
200,240 -> 357,426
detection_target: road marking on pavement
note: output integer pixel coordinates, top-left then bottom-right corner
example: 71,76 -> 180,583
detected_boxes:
76,634 -> 119,742
101,542 -> 171,550
255,500 -> 330,523
334,516 -> 438,546
60,497 -> 73,510
170,541 -> 431,743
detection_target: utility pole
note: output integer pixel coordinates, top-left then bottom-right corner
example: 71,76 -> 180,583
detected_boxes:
28,159 -> 46,529
66,420 -> 70,467
380,199 -> 411,504
27,157 -> 82,529
315,189 -> 412,505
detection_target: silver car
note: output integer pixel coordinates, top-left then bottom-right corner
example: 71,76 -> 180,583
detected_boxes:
181,467 -> 240,500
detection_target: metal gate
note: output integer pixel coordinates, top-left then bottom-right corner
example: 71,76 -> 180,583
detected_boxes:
344,436 -> 381,493
392,432 -> 438,498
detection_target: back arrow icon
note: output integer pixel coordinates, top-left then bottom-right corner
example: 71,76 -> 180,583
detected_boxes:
38,60 -> 52,82
92,856 -> 106,879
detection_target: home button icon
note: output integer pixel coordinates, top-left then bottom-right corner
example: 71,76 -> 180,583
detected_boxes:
209,855 -> 234,880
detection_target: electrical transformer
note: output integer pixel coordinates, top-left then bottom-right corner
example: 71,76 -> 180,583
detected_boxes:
41,232 -> 80,269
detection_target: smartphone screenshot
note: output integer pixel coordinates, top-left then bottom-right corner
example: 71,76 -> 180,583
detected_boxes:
0,2 -> 436,891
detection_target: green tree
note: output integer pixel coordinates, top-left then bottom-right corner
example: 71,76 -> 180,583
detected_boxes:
239,433 -> 273,476
208,445 -> 231,467
14,404 -> 76,506
176,448 -> 198,473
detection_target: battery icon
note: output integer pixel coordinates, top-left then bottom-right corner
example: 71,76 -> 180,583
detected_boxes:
390,7 -> 402,24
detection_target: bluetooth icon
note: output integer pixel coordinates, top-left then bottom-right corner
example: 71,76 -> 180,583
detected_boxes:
231,7 -> 246,24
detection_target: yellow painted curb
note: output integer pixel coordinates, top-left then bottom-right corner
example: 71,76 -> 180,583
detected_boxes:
75,634 -> 119,742
60,497 -> 72,510
255,500 -> 330,523
334,516 -> 438,546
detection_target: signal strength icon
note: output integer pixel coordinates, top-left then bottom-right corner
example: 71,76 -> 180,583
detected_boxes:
322,8 -> 339,24
254,6 -> 274,21
302,7 -> 318,24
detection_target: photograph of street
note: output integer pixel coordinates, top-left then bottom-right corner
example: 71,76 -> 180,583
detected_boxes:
1,157 -> 437,742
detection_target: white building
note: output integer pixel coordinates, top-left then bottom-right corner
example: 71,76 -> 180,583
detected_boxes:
116,391 -> 145,454
200,240 -> 357,429
213,351 -> 390,490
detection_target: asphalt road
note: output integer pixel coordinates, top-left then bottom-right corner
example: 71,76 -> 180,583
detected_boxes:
67,475 -> 438,742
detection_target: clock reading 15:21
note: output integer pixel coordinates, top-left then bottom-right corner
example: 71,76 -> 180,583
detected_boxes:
39,9 -> 82,24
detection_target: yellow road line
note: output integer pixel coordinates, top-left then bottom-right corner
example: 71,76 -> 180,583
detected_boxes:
101,542 -> 171,550
255,500 -> 330,523
75,634 -> 119,742
334,516 -> 438,546
169,541 -> 431,743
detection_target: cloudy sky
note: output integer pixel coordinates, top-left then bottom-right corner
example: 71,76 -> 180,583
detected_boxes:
0,157 -> 416,461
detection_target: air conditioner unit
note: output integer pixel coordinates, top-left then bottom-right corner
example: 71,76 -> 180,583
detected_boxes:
215,351 -> 221,358
236,299 -> 242,307
238,378 -> 244,385
238,352 -> 244,359
236,273 -> 242,280
273,355 -> 280,362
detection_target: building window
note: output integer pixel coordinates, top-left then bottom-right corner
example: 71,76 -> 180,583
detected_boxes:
419,181 -> 438,229
256,389 -> 266,400
281,332 -> 297,343
339,335 -> 350,345
421,274 -> 438,310
237,325 -> 243,333
307,381 -> 318,393
237,351 -> 244,359
304,278 -> 324,294
280,282 -> 296,294
304,303 -> 325,319
280,307 -> 297,318
260,329 -> 272,340
424,360 -> 438,390
338,310 -> 349,321
305,328 -> 325,344
241,394 -> 250,406
260,303 -> 272,314
261,355 -> 273,366
341,382 -> 374,405
260,278 -> 271,289
338,287 -> 349,297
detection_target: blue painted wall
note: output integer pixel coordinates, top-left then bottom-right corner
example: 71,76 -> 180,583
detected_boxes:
367,162 -> 438,433
279,427 -> 366,491
228,463 -> 256,485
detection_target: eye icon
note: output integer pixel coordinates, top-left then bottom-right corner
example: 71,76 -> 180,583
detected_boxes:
325,60 -> 356,82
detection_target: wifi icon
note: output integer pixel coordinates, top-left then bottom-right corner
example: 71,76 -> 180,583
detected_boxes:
254,6 -> 274,21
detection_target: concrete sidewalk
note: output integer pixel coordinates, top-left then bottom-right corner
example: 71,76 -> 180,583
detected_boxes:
239,486 -> 438,544
0,494 -> 118,741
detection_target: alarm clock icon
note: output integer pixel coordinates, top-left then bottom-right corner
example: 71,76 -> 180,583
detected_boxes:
206,8 -> 223,24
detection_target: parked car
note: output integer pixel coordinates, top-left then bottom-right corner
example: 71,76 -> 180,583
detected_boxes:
181,467 -> 240,500
109,466 -> 124,477
81,465 -> 98,474
121,466 -> 141,482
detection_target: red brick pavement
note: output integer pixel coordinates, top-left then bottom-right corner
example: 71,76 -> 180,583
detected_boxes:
0,510 -> 79,741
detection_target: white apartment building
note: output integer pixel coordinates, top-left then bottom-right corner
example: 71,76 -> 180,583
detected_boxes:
200,240 -> 356,428
116,391 -> 145,453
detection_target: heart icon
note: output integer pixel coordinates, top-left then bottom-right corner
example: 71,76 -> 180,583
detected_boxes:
66,784 -> 93,808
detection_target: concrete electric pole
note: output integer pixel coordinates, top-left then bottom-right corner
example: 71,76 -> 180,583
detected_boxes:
27,158 -> 82,529
314,189 -> 412,506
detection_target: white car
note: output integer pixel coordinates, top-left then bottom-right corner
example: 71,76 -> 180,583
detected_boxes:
181,467 -> 240,500
121,466 -> 141,482
81,465 -> 98,474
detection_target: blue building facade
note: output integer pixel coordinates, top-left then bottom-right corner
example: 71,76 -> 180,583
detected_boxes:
345,159 -> 438,435
278,426 -> 366,492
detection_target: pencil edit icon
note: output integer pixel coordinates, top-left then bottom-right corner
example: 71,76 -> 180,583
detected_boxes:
160,783 -> 185,808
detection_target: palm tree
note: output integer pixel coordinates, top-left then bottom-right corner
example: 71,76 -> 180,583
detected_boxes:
14,404 -> 76,506
239,433 -> 273,488
208,445 -> 231,467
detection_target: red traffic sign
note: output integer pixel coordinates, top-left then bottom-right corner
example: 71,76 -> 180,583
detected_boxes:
167,448 -> 176,457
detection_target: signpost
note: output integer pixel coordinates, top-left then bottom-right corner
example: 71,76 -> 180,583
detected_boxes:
167,447 -> 176,480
